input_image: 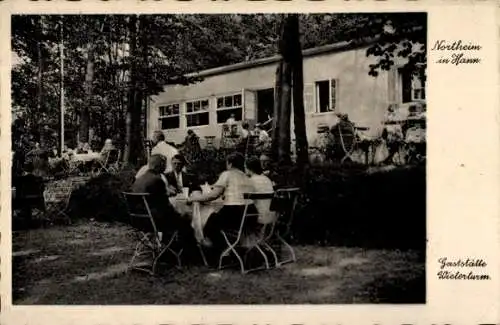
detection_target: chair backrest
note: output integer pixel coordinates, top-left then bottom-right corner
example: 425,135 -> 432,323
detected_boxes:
71,176 -> 89,189
243,192 -> 277,239
273,188 -> 300,237
44,180 -> 73,204
244,192 -> 275,217
122,192 -> 159,235
244,192 -> 275,200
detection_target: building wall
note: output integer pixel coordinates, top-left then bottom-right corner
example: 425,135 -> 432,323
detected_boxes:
148,46 -> 397,145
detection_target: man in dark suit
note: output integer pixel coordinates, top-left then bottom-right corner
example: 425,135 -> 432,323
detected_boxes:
165,154 -> 201,195
132,154 -> 195,246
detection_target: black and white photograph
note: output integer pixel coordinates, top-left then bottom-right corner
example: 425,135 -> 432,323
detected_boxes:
10,13 -> 426,304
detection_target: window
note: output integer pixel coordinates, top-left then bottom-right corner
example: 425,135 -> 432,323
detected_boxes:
411,77 -> 426,101
186,99 -> 210,127
400,68 -> 426,103
158,104 -> 180,130
216,93 -> 243,124
315,79 -> 338,113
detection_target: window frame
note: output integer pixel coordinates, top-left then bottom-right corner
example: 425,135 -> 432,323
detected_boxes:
397,66 -> 426,103
314,78 -> 338,114
215,92 -> 244,125
411,78 -> 426,101
185,98 -> 211,128
158,103 -> 181,130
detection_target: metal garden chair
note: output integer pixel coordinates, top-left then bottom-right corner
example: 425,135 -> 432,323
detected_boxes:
122,192 -> 182,275
218,192 -> 276,274
43,180 -> 74,223
269,187 -> 300,267
95,149 -> 121,176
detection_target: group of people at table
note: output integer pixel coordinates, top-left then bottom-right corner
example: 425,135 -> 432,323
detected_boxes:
132,131 -> 276,266
52,139 -> 117,168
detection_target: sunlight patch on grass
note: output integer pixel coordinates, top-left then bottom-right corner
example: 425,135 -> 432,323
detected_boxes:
13,249 -> 40,257
71,263 -> 129,283
31,255 -> 61,264
295,266 -> 338,277
206,272 -> 224,280
89,246 -> 127,256
66,239 -> 90,246
13,222 -> 425,304
338,257 -> 371,267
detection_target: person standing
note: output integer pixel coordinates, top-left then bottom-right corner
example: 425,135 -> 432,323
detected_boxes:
150,131 -> 179,173
135,131 -> 179,179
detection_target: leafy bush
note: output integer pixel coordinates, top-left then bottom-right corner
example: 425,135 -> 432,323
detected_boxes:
64,149 -> 425,250
67,167 -> 137,223
291,165 -> 426,249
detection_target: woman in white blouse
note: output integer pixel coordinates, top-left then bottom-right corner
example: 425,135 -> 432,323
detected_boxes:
188,152 -> 257,253
245,157 -> 276,225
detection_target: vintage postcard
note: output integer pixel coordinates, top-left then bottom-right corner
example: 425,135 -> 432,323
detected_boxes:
0,0 -> 498,324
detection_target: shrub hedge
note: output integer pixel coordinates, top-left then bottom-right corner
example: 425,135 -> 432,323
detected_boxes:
67,167 -> 136,222
65,150 -> 425,250
293,165 -> 425,249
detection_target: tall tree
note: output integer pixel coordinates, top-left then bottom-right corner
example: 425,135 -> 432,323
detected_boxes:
36,16 -> 44,126
123,15 -> 138,165
289,15 -> 309,168
273,15 -> 308,168
11,13 -> 426,163
80,41 -> 94,143
271,61 -> 282,162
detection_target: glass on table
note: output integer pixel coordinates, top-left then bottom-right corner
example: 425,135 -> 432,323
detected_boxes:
182,187 -> 190,199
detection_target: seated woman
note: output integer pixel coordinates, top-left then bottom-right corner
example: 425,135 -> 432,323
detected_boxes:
187,152 -> 257,255
75,141 -> 87,154
100,139 -> 115,155
82,142 -> 92,153
245,157 -> 276,225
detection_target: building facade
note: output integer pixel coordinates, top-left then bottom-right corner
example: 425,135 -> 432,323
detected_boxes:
147,41 -> 425,146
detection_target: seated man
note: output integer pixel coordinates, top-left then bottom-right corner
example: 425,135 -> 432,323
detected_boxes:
165,154 -> 201,196
131,154 -> 196,248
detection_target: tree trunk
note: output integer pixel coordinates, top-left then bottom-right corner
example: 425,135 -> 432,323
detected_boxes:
123,15 -> 140,165
278,61 -> 292,166
289,15 -> 309,168
79,42 -> 94,143
274,15 -> 295,166
271,61 -> 282,161
35,16 -> 43,143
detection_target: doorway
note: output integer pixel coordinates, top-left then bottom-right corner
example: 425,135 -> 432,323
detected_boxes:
256,88 -> 274,124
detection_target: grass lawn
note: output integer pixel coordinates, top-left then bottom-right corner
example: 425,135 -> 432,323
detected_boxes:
12,221 -> 425,304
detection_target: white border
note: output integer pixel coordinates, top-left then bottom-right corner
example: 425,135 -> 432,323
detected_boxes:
1,1 -> 499,325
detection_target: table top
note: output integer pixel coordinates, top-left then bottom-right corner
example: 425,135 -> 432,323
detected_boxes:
72,152 -> 102,161
171,195 -> 224,206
